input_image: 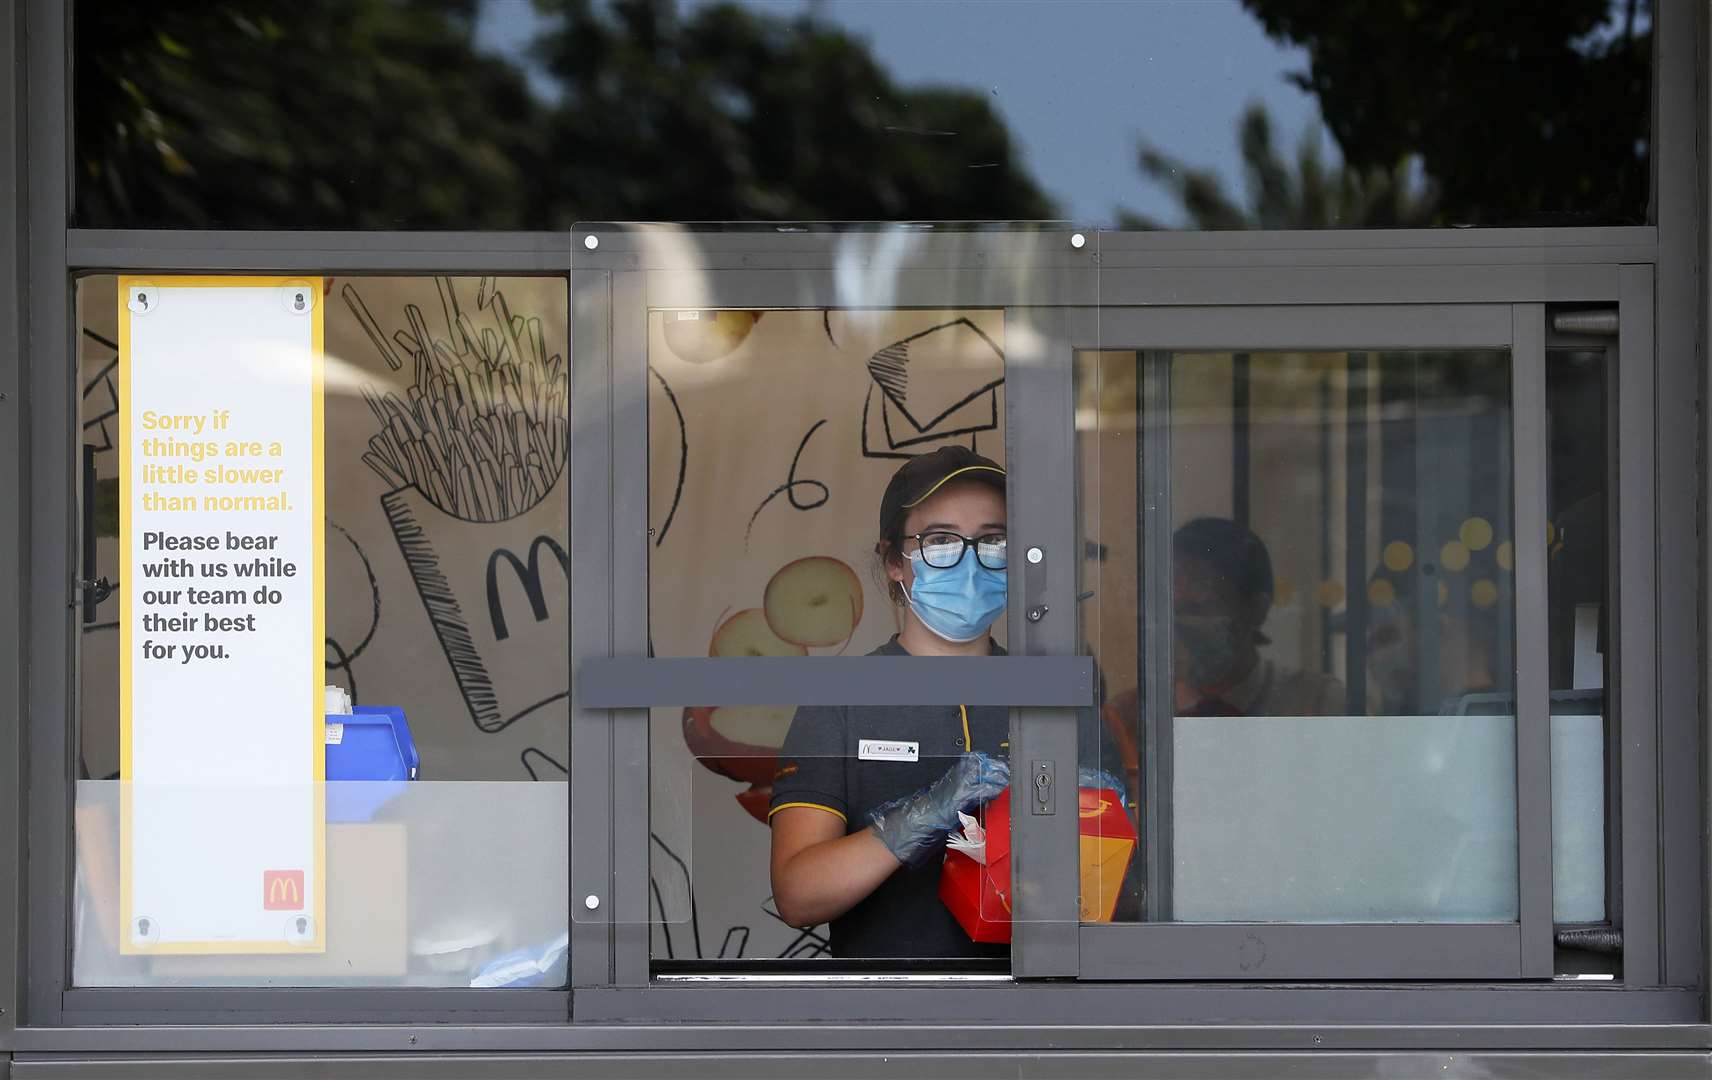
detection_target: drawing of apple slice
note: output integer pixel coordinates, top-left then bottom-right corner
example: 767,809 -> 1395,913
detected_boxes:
763,556 -> 864,648
710,702 -> 797,748
734,783 -> 773,825
682,705 -> 797,786
662,310 -> 760,365
708,608 -> 809,658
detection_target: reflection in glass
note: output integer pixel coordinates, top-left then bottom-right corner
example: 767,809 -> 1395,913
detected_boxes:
910,530 -> 1009,571
648,305 -> 1018,962
1081,348 -> 1526,923
1173,515 -> 1346,718
647,308 -> 1007,664
73,275 -> 569,987
74,781 -> 568,986
642,265 -> 1123,961
74,0 -> 1651,229
1545,348 -> 1613,951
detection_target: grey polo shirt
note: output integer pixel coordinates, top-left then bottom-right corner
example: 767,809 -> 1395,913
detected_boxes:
769,636 -> 1116,959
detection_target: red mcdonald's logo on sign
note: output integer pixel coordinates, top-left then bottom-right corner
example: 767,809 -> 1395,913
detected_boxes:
263,870 -> 304,911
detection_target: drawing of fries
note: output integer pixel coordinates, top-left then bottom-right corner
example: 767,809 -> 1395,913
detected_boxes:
350,277 -> 570,734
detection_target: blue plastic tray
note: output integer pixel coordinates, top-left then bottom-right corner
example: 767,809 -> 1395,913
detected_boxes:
325,705 -> 419,821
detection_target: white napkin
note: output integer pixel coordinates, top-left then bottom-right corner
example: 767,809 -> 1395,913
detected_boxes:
945,810 -> 988,864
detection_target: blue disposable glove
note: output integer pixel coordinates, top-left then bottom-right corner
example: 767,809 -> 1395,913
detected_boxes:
866,751 -> 1010,866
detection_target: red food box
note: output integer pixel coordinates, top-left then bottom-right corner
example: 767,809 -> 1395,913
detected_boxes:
939,786 -> 1137,944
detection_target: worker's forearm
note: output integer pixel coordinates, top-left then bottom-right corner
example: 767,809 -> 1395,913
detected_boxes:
772,827 -> 900,928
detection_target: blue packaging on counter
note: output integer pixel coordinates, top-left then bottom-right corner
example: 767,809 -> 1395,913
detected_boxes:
325,705 -> 419,821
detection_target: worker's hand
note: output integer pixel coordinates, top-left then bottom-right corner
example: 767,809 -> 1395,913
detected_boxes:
866,751 -> 1010,866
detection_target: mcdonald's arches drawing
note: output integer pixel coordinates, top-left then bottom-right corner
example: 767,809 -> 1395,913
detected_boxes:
263,869 -> 306,911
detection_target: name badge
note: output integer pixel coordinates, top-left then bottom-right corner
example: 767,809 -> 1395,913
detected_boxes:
859,739 -> 919,762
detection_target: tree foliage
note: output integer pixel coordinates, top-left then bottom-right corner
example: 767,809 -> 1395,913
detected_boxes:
1238,0 -> 1652,225
74,0 -> 1055,228
74,0 -> 1654,229
76,1 -> 552,228
1123,104 -> 1437,230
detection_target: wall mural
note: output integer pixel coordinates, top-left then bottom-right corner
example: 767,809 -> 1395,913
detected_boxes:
347,277 -> 570,739
78,275 -> 569,785
76,277 -> 1005,964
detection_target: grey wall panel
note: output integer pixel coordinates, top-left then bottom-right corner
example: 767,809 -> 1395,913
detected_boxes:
1004,306 -> 1092,976
1099,265 -> 1624,307
1078,924 -> 1523,981
55,988 -> 568,1027
1618,266 -> 1663,986
567,270 -> 616,989
1511,305 -> 1555,976
23,0 -> 72,1028
1651,0 -> 1705,992
571,225 -> 1097,269
573,223 -> 1656,266
1698,0 -> 1712,1006
67,227 -> 1659,278
580,656 -> 1094,707
571,985 -> 1704,1030
5,1002 -> 1709,1054
1101,303 -> 1513,348
1,0 -> 25,1047
1094,225 -> 1656,264
65,231 -> 574,274
606,271 -> 650,986
8,1049 -> 1712,1080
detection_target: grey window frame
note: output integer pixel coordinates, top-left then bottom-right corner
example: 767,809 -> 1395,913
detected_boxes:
1086,302 -> 1553,979
565,228 -> 1102,985
35,249 -> 581,1027
565,234 -> 1675,988
19,230 -> 1699,1039
5,0 -> 1708,1063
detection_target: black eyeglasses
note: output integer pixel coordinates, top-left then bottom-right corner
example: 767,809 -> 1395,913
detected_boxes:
910,531 -> 1008,570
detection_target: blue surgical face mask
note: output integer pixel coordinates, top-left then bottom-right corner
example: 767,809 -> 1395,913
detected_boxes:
906,548 -> 1008,644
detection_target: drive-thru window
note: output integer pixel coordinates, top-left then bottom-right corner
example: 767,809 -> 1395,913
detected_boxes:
4,1 -> 1708,1075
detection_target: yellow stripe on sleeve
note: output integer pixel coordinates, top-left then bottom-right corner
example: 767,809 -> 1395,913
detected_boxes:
768,801 -> 848,823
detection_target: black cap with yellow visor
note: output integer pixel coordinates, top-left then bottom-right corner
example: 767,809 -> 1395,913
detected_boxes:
878,445 -> 1007,539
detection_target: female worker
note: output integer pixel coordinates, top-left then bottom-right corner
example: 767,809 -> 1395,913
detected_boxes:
768,446 -> 1013,959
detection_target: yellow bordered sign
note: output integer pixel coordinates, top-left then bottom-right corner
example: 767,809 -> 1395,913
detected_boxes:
118,276 -> 326,955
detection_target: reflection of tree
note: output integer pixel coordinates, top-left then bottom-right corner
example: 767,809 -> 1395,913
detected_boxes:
532,0 -> 1054,223
75,0 -> 1654,229
1239,0 -> 1651,226
75,0 -> 1055,228
1122,104 -> 1435,231
75,1 -> 551,228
